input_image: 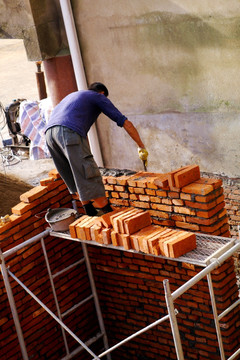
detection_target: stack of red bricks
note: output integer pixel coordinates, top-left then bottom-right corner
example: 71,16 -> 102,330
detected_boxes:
103,164 -> 230,237
69,207 -> 197,258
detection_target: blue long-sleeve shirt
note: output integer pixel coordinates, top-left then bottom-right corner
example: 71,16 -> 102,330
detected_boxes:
45,90 -> 127,137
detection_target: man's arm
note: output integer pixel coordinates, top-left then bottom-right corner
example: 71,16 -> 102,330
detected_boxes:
123,119 -> 145,148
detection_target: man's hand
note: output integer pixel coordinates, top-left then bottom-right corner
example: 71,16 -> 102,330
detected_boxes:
138,147 -> 148,164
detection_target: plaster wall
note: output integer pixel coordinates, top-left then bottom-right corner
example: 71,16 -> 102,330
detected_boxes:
72,0 -> 240,177
0,0 -> 68,60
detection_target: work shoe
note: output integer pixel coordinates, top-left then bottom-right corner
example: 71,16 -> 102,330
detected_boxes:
83,202 -> 98,216
97,202 -> 113,214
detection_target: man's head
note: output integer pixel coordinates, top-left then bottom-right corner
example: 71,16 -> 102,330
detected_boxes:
88,82 -> 109,97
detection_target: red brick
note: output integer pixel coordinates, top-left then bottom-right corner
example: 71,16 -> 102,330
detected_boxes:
171,214 -> 185,222
40,177 -> 55,186
130,225 -> 161,239
130,201 -> 150,209
163,232 -> 196,258
130,226 -> 166,254
9,212 -> 32,226
180,193 -> 192,201
185,200 -> 217,210
175,221 -> 200,231
162,198 -> 172,205
111,231 -> 120,246
102,176 -> 107,184
109,198 -> 130,207
76,217 -> 93,239
119,192 -> 129,199
69,216 -> 88,238
199,216 -> 229,234
174,165 -> 200,188
0,219 -> 16,235
129,193 -> 138,200
112,208 -> 142,233
174,206 -> 195,216
168,191 -> 180,198
147,228 -> 169,254
46,178 -> 65,191
106,176 -> 117,184
156,190 -> 167,197
102,228 -> 112,244
157,229 -> 179,255
182,183 -> 214,195
48,169 -> 61,179
136,179 -> 147,188
110,208 -> 132,227
151,203 -> 172,212
114,185 -> 125,192
147,174 -> 168,189
126,172 -> 145,186
138,195 -> 150,202
124,211 -> 152,235
130,236 -> 140,251
116,175 -> 129,186
133,187 -> 145,195
195,187 -> 223,203
105,184 -> 114,191
20,185 -> 48,203
145,189 -> 156,195
172,199 -> 184,206
150,196 -> 161,203
11,201 -> 40,215
121,234 -> 131,250
196,202 -> 225,218
195,178 -> 222,189
90,224 -> 102,242
166,165 -> 190,188
152,219 -> 175,227
149,210 -> 170,219
95,209 -> 121,228
84,217 -> 99,240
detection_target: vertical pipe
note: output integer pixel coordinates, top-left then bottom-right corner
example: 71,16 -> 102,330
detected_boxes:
59,0 -> 103,167
207,272 -> 226,360
41,238 -> 70,356
163,279 -> 185,360
35,61 -> 47,100
0,250 -> 29,360
81,243 -> 111,360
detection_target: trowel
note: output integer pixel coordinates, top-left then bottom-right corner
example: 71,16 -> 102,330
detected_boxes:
142,159 -> 147,172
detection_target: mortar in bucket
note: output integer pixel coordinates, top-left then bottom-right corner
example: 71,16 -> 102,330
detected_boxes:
45,208 -> 78,231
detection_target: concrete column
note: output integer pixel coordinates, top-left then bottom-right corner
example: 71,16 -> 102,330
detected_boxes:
43,55 -> 77,107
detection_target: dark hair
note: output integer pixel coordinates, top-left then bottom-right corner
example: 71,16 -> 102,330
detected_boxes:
88,82 -> 109,97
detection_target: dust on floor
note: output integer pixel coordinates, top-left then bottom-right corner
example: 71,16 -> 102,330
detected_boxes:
0,174 -> 32,216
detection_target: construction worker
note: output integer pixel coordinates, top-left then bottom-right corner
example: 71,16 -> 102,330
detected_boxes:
45,82 -> 148,216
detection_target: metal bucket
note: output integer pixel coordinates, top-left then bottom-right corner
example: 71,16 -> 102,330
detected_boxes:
45,208 -> 78,231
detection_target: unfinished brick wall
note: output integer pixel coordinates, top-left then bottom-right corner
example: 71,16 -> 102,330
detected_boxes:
103,170 -> 230,238
0,167 -> 239,360
201,173 -> 240,238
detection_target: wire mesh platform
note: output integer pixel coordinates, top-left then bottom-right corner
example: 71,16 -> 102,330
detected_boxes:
49,229 -> 237,267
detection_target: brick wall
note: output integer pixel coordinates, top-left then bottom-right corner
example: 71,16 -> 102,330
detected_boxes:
201,172 -> 240,238
103,169 -> 230,238
0,167 -> 239,359
88,246 -> 240,360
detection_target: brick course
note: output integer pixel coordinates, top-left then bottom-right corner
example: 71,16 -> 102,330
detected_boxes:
0,165 -> 239,359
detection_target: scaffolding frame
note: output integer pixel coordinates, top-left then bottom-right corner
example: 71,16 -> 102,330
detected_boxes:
0,229 -> 240,360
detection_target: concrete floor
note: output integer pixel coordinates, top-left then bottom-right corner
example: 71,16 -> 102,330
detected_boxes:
1,156 -> 55,186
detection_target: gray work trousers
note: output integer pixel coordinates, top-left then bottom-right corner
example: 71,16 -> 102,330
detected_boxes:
45,126 -> 105,202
